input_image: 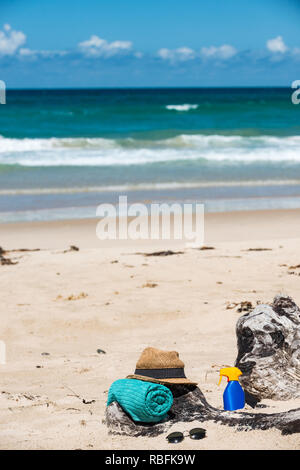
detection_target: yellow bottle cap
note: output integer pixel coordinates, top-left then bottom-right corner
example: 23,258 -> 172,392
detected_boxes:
218,367 -> 242,385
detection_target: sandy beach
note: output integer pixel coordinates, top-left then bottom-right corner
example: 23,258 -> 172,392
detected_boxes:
0,208 -> 300,450
2,1 -> 300,453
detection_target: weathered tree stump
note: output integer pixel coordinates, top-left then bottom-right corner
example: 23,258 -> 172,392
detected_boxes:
235,295 -> 300,402
105,295 -> 300,437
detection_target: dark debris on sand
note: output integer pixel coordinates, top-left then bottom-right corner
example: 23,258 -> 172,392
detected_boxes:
63,245 -> 80,253
243,248 -> 273,252
0,246 -> 44,266
0,247 -> 18,266
136,250 -> 184,257
287,264 -> 300,276
226,300 -> 256,313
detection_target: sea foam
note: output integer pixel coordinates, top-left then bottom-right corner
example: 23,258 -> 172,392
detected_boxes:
166,104 -> 199,111
1,134 -> 300,166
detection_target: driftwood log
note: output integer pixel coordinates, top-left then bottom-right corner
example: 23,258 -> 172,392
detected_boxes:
235,295 -> 300,402
105,384 -> 300,437
105,295 -> 300,437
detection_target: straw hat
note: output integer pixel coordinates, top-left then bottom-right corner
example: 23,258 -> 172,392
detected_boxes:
127,347 -> 197,385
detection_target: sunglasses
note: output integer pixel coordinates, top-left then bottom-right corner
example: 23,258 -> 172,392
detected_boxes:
166,427 -> 206,443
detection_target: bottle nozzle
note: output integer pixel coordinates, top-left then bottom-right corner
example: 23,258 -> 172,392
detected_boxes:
218,367 -> 242,385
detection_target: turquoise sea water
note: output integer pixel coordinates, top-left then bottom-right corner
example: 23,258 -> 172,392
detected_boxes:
0,88 -> 299,221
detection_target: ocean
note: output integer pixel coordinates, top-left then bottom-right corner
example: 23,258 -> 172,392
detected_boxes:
0,87 -> 299,222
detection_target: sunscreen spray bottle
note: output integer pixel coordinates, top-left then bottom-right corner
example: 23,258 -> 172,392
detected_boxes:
218,367 -> 245,411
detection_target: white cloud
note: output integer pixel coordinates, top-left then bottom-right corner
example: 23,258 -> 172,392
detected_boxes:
157,48 -> 172,60
19,48 -> 34,56
201,44 -> 237,60
157,47 -> 195,61
176,47 -> 195,59
0,24 -> 26,55
19,47 -> 67,58
266,36 -> 288,53
78,35 -> 132,57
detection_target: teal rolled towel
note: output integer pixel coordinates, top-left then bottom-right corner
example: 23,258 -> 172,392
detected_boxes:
107,379 -> 173,423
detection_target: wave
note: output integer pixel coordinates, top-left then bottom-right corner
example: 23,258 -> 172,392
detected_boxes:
2,179 -> 300,196
166,104 -> 199,111
1,134 -> 300,166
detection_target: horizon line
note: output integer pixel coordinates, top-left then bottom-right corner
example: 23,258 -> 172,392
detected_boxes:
6,85 -> 291,91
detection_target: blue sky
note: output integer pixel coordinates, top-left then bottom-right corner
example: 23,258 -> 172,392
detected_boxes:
1,0 -> 300,87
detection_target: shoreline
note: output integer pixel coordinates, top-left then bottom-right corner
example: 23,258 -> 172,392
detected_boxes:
2,188 -> 300,224
1,208 -> 300,250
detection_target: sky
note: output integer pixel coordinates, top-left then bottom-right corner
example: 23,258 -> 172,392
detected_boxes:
0,0 -> 300,88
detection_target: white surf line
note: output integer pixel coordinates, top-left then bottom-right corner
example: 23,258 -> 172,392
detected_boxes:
1,180 -> 300,196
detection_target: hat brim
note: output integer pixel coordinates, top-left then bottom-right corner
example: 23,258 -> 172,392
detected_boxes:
126,374 -> 197,386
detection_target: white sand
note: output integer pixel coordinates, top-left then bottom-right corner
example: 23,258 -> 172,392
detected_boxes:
0,209 -> 299,449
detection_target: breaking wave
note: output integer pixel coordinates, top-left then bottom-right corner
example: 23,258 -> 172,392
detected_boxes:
1,134 -> 300,167
165,104 -> 199,111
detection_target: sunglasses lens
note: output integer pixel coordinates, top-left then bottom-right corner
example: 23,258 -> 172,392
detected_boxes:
189,428 -> 206,440
166,432 -> 184,444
